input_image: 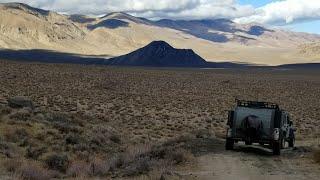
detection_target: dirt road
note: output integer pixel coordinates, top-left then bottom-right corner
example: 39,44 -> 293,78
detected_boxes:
177,142 -> 320,180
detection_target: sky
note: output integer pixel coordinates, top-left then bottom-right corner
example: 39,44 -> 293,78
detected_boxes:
236,0 -> 320,34
0,0 -> 319,34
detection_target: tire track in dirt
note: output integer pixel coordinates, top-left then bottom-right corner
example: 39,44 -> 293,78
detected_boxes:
177,142 -> 320,180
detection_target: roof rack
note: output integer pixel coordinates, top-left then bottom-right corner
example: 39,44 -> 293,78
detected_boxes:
236,99 -> 279,110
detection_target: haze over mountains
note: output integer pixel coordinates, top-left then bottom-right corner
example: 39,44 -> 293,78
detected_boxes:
0,2 -> 319,65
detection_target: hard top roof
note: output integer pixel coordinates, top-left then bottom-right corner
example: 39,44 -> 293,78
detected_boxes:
236,99 -> 280,110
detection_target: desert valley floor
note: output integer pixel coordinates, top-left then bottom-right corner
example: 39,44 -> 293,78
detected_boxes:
0,60 -> 320,179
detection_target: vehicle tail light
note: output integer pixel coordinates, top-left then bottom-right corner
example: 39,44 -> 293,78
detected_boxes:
227,128 -> 232,138
273,128 -> 280,141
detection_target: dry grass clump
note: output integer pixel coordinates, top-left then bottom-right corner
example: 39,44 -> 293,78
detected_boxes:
19,161 -> 54,180
1,138 -> 194,178
26,146 -> 47,160
44,153 -> 69,173
0,137 -> 18,158
88,157 -> 111,177
66,142 -> 194,178
114,142 -> 194,177
2,158 -> 55,180
122,157 -> 152,176
314,149 -> 320,163
9,109 -> 32,121
67,160 -> 90,177
0,106 -> 11,117
3,158 -> 23,173
165,148 -> 193,164
4,128 -> 29,144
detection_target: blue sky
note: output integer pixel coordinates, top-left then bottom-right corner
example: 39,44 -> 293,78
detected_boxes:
238,0 -> 320,34
239,0 -> 274,7
282,20 -> 320,34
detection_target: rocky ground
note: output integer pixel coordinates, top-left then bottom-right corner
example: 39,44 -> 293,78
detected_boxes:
0,60 -> 320,179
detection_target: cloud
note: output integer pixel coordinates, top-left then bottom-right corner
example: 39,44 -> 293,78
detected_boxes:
0,0 -> 254,20
234,0 -> 320,25
1,0 -> 320,25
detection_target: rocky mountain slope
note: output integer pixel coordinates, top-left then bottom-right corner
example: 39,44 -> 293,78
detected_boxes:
107,41 -> 208,67
0,2 -> 319,65
0,3 -> 86,50
155,19 -> 317,47
299,42 -> 320,60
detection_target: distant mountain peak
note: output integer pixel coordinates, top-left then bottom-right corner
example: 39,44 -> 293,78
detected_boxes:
2,2 -> 30,8
102,12 -> 129,19
144,41 -> 174,50
69,14 -> 96,23
1,2 -> 49,16
100,12 -> 152,25
107,41 -> 207,67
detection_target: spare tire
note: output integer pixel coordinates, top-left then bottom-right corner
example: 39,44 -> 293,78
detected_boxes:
242,115 -> 263,141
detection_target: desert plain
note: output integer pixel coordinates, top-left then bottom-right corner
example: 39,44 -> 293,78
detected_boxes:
0,60 -> 320,179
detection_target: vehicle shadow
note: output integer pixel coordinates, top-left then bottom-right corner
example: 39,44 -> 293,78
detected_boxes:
233,144 -> 274,156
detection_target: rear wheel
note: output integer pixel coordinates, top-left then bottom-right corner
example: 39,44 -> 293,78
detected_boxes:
289,137 -> 295,148
226,139 -> 234,150
289,130 -> 295,148
245,141 -> 252,145
273,141 -> 281,155
245,137 -> 252,145
281,138 -> 286,149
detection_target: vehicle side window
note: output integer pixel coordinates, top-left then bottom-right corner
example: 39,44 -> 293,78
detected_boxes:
284,115 -> 287,125
288,116 -> 292,126
281,113 -> 286,126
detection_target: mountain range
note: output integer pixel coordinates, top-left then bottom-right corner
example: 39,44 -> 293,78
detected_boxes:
0,2 -> 319,66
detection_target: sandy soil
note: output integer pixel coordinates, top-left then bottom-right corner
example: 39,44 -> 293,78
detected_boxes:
176,141 -> 320,180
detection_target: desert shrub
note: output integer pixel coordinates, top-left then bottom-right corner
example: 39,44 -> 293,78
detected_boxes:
89,157 -> 110,176
165,148 -> 192,164
67,160 -> 90,177
0,137 -> 9,150
19,161 -> 53,180
89,126 -> 118,146
122,157 -> 151,176
121,144 -> 152,166
3,158 -> 23,172
108,155 -> 123,171
115,143 -> 194,177
148,161 -> 174,180
314,149 -> 320,163
45,112 -> 80,133
0,139 -> 16,158
45,112 -> 69,123
194,129 -> 215,139
4,128 -> 29,144
0,106 -> 12,116
109,134 -> 121,144
53,121 -> 80,134
9,109 -> 32,121
8,96 -> 34,109
65,134 -> 83,145
3,158 -> 54,180
162,134 -> 192,147
26,146 -> 47,160
45,153 -> 69,172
